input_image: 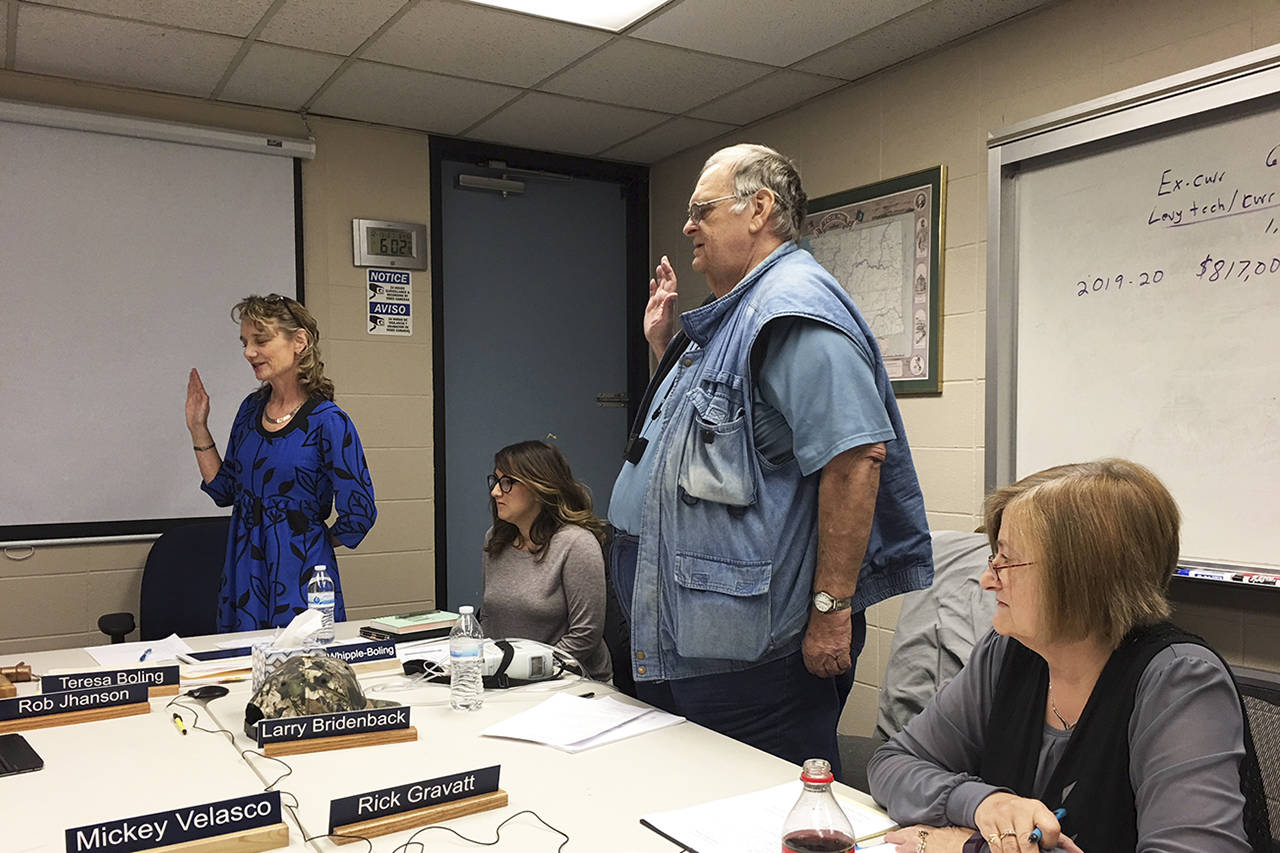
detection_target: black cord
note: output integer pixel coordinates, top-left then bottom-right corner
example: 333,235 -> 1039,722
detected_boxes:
391,809 -> 570,853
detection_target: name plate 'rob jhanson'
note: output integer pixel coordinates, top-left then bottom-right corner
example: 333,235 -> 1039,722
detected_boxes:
257,705 -> 410,747
66,791 -> 281,853
42,666 -> 180,694
329,765 -> 500,833
0,683 -> 149,721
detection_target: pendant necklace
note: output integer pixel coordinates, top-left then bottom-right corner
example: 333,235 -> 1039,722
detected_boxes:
1048,682 -> 1076,731
265,402 -> 303,424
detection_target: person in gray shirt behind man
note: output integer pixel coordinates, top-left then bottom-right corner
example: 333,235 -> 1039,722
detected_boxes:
606,143 -> 932,774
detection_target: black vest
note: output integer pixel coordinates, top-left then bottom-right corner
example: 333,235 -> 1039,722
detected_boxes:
979,622 -> 1271,853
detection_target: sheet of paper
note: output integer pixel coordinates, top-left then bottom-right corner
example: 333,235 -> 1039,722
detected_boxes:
641,780 -> 896,853
556,703 -> 684,753
482,693 -> 656,748
83,634 -> 192,668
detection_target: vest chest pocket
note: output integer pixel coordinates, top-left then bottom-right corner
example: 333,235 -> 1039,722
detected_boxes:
677,386 -> 756,507
671,552 -> 772,660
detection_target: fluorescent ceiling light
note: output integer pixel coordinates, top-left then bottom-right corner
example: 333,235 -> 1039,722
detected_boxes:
458,0 -> 667,31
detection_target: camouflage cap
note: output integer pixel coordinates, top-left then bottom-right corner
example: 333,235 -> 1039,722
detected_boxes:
244,654 -> 398,737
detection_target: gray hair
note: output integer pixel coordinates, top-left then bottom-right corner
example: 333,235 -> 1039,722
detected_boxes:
702,143 -> 807,243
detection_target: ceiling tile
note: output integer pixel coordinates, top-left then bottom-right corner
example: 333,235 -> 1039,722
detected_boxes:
257,0 -> 405,56
15,5 -> 241,97
31,0 -> 275,37
601,116 -> 737,163
631,0 -> 928,67
310,60 -> 521,134
364,1 -> 610,88
466,91 -> 666,157
689,69 -> 844,125
541,38 -> 771,114
219,42 -> 343,111
795,0 -> 1049,80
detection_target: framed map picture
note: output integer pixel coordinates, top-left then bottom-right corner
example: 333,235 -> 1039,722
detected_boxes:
803,165 -> 946,395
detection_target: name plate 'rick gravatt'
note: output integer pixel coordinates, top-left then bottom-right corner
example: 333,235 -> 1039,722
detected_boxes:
42,666 -> 179,694
65,791 -> 282,853
256,705 -> 410,747
328,765 -> 500,833
0,683 -> 149,721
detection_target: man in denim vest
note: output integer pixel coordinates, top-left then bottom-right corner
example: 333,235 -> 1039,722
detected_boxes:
608,144 -> 932,773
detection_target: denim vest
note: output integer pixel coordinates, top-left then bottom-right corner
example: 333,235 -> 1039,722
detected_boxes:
629,242 -> 932,681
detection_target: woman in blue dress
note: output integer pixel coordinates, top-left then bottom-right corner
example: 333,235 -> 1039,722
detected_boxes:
185,294 -> 377,632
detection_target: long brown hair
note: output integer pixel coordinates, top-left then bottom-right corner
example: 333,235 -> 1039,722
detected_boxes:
484,440 -> 605,561
233,293 -> 334,401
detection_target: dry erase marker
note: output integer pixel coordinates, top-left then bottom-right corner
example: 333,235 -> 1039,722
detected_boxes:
171,713 -> 188,736
1029,808 -> 1067,845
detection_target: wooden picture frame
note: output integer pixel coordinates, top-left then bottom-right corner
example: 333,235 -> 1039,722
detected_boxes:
803,165 -> 946,395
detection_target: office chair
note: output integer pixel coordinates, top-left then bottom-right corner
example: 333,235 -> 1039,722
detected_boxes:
1236,667 -> 1280,852
97,518 -> 229,642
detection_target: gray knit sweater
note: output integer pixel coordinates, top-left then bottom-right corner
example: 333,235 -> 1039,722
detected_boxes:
478,524 -> 612,681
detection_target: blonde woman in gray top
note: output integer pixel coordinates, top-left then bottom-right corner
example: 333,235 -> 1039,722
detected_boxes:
480,440 -> 612,681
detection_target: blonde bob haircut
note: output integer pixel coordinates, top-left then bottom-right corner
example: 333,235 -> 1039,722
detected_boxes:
983,458 -> 1178,647
485,440 -> 606,562
233,294 -> 335,401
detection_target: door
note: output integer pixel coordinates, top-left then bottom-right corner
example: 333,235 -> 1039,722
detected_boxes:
433,145 -> 643,610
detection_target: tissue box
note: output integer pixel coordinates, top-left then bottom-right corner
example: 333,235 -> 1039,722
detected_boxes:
251,640 -> 325,692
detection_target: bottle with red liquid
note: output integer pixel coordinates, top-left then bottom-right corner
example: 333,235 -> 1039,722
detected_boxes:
781,758 -> 857,853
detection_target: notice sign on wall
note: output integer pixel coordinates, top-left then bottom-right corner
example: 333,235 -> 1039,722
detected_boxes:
368,269 -> 412,336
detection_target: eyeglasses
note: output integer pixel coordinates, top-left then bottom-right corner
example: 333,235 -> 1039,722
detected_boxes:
487,474 -> 518,494
264,293 -> 300,326
687,194 -> 740,225
987,554 -> 1035,584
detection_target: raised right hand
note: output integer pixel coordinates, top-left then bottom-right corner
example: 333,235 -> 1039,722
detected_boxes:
186,368 -> 211,435
643,255 -> 679,358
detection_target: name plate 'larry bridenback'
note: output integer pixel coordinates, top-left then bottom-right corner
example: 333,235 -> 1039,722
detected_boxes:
257,705 -> 410,747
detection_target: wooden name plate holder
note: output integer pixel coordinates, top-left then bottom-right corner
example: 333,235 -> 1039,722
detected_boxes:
0,701 -> 149,734
0,673 -> 14,700
140,823 -> 288,853
264,725 -> 418,757
331,790 -> 509,846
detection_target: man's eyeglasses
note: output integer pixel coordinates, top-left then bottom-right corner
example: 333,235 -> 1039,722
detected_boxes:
987,554 -> 1035,584
687,194 -> 740,225
487,474 -> 518,494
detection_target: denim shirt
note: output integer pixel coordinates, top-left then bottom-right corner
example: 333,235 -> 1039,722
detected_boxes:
627,242 -> 932,681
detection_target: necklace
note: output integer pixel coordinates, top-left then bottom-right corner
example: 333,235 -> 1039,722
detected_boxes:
264,402 -> 303,425
1048,682 -> 1076,731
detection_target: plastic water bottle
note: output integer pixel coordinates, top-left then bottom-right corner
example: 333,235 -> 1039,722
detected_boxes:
449,605 -> 485,711
306,565 -> 336,644
781,758 -> 856,852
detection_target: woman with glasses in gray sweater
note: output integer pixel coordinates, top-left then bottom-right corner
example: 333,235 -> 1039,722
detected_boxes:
479,440 -> 612,681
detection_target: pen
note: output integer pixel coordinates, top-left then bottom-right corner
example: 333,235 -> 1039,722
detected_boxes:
139,648 -> 153,662
1028,808 -> 1067,845
577,692 -> 595,699
171,713 -> 188,736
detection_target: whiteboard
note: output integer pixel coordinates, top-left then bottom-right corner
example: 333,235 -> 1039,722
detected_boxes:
988,47 -> 1280,571
0,116 -> 300,545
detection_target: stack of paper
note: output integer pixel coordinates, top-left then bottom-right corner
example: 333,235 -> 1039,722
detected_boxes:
641,781 -> 898,853
83,634 -> 192,667
482,693 -> 684,753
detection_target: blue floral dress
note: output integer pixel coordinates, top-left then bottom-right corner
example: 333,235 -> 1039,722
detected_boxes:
201,392 -> 377,631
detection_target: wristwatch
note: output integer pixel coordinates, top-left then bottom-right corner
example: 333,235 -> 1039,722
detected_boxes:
812,591 -> 852,613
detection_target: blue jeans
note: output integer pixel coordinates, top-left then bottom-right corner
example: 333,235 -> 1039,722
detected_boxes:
610,530 -> 868,773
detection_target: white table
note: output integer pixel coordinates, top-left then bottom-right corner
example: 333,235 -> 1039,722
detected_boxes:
0,624 -> 887,852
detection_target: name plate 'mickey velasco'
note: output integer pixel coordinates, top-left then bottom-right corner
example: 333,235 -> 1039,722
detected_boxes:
66,791 -> 282,853
0,683 -> 149,721
42,666 -> 180,694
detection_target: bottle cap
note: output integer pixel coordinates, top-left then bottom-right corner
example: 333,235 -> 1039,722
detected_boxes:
459,605 -> 474,615
314,565 -> 327,573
